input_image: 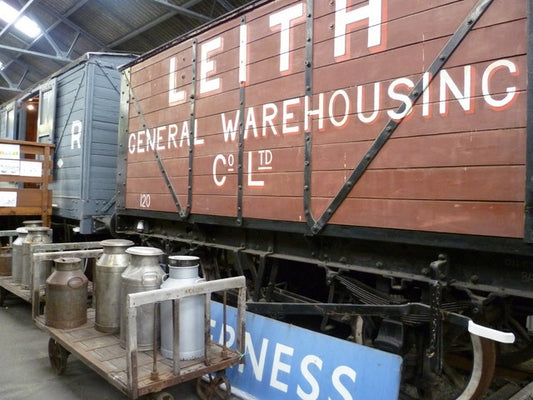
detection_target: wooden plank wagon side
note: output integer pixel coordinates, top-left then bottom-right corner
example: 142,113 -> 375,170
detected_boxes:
34,276 -> 246,400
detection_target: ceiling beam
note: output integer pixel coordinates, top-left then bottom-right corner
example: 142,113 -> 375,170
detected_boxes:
36,0 -> 110,51
0,86 -> 22,92
148,0 -> 212,22
0,44 -> 71,62
217,0 -> 235,12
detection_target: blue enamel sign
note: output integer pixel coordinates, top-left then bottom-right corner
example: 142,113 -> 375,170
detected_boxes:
210,302 -> 402,400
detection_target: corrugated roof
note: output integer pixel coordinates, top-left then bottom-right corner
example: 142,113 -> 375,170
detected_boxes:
0,0 -> 255,105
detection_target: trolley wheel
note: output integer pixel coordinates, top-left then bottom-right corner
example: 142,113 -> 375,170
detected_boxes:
196,371 -> 231,400
48,338 -> 69,375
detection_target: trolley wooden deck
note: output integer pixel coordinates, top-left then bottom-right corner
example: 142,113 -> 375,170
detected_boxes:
35,276 -> 246,400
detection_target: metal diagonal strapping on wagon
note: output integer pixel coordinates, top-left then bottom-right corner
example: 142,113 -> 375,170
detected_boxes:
306,0 -> 494,235
236,17 -> 247,227
53,68 -> 86,158
185,40 -> 198,218
303,0 -> 314,228
94,59 -> 121,96
123,72 -> 186,217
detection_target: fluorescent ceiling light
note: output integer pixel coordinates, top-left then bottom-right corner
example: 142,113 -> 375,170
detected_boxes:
0,1 -> 41,38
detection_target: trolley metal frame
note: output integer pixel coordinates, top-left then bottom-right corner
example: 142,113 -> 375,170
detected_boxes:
0,240 -> 101,308
35,275 -> 246,400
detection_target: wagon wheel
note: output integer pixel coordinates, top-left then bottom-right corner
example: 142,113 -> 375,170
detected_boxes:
416,332 -> 496,400
196,371 -> 231,400
493,309 -> 533,366
454,335 -> 496,400
355,314 -> 495,400
48,338 -> 70,375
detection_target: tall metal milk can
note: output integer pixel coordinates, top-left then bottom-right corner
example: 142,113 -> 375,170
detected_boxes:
120,246 -> 164,350
94,239 -> 134,333
45,257 -> 88,329
160,255 -> 205,360
21,227 -> 52,289
11,227 -> 27,283
23,220 -> 43,228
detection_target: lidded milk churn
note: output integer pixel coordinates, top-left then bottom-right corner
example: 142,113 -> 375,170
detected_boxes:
45,257 -> 88,329
21,227 -> 52,289
23,220 -> 43,228
120,246 -> 165,350
11,227 -> 28,283
94,239 -> 134,333
160,255 -> 205,360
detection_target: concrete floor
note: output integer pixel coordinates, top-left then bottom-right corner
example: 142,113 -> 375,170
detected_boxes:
0,294 -> 239,400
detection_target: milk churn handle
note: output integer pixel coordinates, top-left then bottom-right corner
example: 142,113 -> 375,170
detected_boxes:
142,272 -> 159,284
67,277 -> 85,289
82,258 -> 89,273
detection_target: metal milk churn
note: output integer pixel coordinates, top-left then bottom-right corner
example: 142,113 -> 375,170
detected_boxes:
21,227 -> 52,289
160,255 -> 205,360
23,220 -> 43,228
11,227 -> 27,283
94,239 -> 134,333
45,257 -> 88,329
119,246 -> 165,350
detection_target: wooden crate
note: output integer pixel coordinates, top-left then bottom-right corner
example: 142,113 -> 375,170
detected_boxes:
0,139 -> 54,227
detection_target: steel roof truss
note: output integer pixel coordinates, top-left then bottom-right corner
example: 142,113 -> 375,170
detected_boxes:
148,0 -> 212,22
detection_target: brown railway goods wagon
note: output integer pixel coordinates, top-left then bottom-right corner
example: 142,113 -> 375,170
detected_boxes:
116,0 -> 533,398
119,0 -> 526,240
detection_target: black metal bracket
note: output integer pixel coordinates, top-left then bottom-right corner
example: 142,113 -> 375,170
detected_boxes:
305,0 -> 494,234
427,280 -> 444,374
303,0 -> 314,227
524,0 -> 533,242
185,40 -> 198,218
237,16 -> 246,227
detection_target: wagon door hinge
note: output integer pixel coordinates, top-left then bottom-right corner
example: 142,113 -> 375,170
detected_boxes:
305,0 -> 494,234
236,17 -> 246,227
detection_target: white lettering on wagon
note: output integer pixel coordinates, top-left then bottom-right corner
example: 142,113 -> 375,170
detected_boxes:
127,121 -> 204,154
168,57 -> 186,106
129,0 -> 522,199
132,61 -> 519,145
71,120 -> 83,150
334,0 -> 384,58
200,37 -> 223,95
269,3 -> 305,73
482,59 -> 519,109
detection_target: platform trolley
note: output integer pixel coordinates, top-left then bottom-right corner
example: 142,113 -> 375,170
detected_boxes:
35,276 -> 246,400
